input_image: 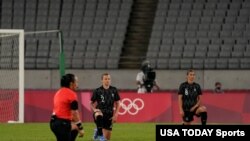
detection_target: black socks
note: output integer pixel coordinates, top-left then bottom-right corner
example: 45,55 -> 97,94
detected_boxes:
96,115 -> 103,136
200,112 -> 207,125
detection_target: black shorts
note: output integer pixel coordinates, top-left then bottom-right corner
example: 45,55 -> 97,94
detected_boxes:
94,111 -> 113,131
183,107 -> 200,122
50,115 -> 72,141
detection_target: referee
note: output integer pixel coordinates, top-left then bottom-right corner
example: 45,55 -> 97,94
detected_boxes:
178,69 -> 207,125
50,73 -> 84,141
90,73 -> 121,141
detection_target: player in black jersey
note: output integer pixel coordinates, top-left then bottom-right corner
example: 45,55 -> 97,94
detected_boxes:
90,73 -> 121,141
178,69 -> 207,125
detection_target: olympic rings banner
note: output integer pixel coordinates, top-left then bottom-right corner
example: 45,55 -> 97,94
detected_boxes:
80,91 -> 250,123
80,92 -> 173,122
12,90 -> 250,123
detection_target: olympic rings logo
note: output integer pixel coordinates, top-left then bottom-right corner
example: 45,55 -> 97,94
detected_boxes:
119,98 -> 144,115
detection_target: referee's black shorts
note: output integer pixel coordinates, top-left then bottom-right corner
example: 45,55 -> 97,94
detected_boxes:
50,115 -> 71,141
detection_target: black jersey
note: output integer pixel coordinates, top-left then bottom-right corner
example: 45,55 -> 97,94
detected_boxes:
178,82 -> 202,111
91,86 -> 120,113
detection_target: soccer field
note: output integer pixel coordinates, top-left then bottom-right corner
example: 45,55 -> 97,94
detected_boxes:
0,122 -> 156,141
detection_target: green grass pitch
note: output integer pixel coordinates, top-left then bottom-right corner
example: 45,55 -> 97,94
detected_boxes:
0,122 -> 156,141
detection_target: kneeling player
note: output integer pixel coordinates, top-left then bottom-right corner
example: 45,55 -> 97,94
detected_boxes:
178,69 -> 207,125
90,73 -> 121,141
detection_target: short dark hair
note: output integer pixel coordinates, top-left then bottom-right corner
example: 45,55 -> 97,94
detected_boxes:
61,73 -> 75,88
215,82 -> 221,86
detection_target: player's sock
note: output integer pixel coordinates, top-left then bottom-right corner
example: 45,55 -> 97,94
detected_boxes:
93,128 -> 98,139
96,115 -> 103,136
200,112 -> 207,125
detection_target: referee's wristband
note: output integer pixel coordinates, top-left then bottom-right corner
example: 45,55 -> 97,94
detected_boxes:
76,121 -> 83,130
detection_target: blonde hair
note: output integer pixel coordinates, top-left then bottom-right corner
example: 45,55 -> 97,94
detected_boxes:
101,73 -> 110,80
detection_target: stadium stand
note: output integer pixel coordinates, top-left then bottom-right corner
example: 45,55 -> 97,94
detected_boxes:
0,0 -> 249,69
150,0 -> 250,69
0,0 -> 131,69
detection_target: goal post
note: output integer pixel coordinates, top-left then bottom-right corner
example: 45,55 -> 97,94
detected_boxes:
0,29 -> 24,123
58,31 -> 65,77
0,29 -> 65,123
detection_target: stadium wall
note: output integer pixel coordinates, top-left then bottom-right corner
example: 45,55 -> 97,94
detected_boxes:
1,70 -> 249,90
1,90 -> 249,123
22,90 -> 250,123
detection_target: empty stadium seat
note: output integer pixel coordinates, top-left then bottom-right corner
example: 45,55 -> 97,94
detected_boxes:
148,0 -> 250,70
1,0 -> 250,70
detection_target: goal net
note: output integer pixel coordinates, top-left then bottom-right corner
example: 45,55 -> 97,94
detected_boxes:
25,30 -> 65,76
0,30 -> 24,123
0,29 -> 65,123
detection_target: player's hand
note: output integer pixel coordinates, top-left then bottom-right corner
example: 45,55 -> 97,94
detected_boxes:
180,110 -> 184,117
71,123 -> 78,130
78,129 -> 84,137
111,114 -> 118,123
94,109 -> 101,113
